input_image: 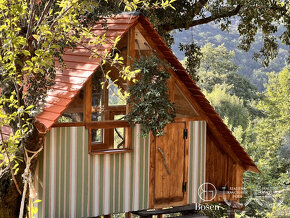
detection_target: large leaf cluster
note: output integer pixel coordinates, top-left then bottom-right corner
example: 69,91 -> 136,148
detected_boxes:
126,55 -> 175,136
142,0 -> 289,66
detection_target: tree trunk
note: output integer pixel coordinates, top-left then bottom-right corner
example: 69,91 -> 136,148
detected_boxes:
0,127 -> 42,217
0,168 -> 22,217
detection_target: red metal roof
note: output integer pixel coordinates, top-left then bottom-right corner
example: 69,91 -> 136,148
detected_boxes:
1,14 -> 258,172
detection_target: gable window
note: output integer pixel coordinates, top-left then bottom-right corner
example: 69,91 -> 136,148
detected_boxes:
86,70 -> 131,153
56,68 -> 132,154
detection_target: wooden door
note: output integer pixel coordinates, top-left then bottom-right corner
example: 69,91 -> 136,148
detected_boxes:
154,122 -> 186,205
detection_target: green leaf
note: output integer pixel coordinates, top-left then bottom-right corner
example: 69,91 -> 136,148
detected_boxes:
26,60 -> 33,67
21,50 -> 31,56
33,199 -> 42,203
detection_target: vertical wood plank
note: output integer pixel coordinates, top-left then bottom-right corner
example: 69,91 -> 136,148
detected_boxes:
85,79 -> 92,153
127,27 -> 135,66
183,121 -> 189,203
149,132 -> 155,208
85,79 -> 92,122
125,27 -> 135,146
168,77 -> 175,102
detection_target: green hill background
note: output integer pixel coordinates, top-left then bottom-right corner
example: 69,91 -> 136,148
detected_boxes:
172,20 -> 288,91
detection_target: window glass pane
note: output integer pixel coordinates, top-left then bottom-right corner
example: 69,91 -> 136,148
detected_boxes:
113,127 -> 125,149
108,79 -> 126,106
91,129 -> 103,143
174,83 -> 199,117
91,112 -> 103,121
114,114 -> 125,121
58,89 -> 84,123
58,113 -> 83,123
92,70 -> 103,108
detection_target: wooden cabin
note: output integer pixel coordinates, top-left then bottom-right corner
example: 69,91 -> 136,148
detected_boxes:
29,14 -> 259,217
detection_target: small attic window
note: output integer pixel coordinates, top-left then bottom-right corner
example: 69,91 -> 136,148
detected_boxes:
174,83 -> 199,117
90,70 -> 126,122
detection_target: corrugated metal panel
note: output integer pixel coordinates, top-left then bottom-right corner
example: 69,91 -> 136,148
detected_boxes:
34,125 -> 150,217
188,121 -> 207,203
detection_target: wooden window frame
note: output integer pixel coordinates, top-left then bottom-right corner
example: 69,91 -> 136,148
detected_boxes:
84,77 -> 133,154
87,121 -> 132,154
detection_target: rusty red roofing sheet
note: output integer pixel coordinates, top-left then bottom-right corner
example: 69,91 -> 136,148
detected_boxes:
33,14 -> 258,172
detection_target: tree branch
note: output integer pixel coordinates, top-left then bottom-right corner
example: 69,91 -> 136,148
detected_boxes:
35,0 -> 54,29
192,0 -> 209,16
164,4 -> 242,31
19,145 -> 43,218
26,0 -> 37,40
50,5 -> 73,29
0,128 -> 22,195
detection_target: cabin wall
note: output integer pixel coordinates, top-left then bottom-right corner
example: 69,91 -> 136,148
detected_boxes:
187,121 -> 207,204
206,130 -> 244,196
33,121 -> 207,217
34,125 -> 150,217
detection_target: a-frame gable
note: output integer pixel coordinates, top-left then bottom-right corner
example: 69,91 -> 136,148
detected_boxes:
34,14 -> 258,172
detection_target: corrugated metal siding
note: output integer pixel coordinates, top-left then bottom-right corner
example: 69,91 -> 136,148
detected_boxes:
188,121 -> 207,203
34,125 -> 150,217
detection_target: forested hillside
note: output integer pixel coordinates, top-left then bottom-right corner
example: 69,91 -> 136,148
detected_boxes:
172,20 -> 288,91
172,19 -> 290,218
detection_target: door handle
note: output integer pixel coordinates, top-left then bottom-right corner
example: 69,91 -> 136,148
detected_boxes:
157,147 -> 170,175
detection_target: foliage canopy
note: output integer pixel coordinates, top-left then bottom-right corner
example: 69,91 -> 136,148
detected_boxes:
126,55 -> 176,136
0,0 -> 176,216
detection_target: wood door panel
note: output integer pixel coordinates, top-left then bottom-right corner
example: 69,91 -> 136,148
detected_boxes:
154,122 -> 186,204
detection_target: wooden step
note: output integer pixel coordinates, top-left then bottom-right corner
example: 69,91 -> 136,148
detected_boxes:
131,205 -> 209,217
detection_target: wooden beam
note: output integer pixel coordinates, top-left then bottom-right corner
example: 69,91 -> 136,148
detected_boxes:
89,148 -> 133,155
175,117 -> 205,122
127,26 -> 135,65
183,121 -> 189,204
52,122 -> 85,127
85,120 -> 130,129
132,204 -> 201,216
85,78 -> 92,122
168,76 -> 174,102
